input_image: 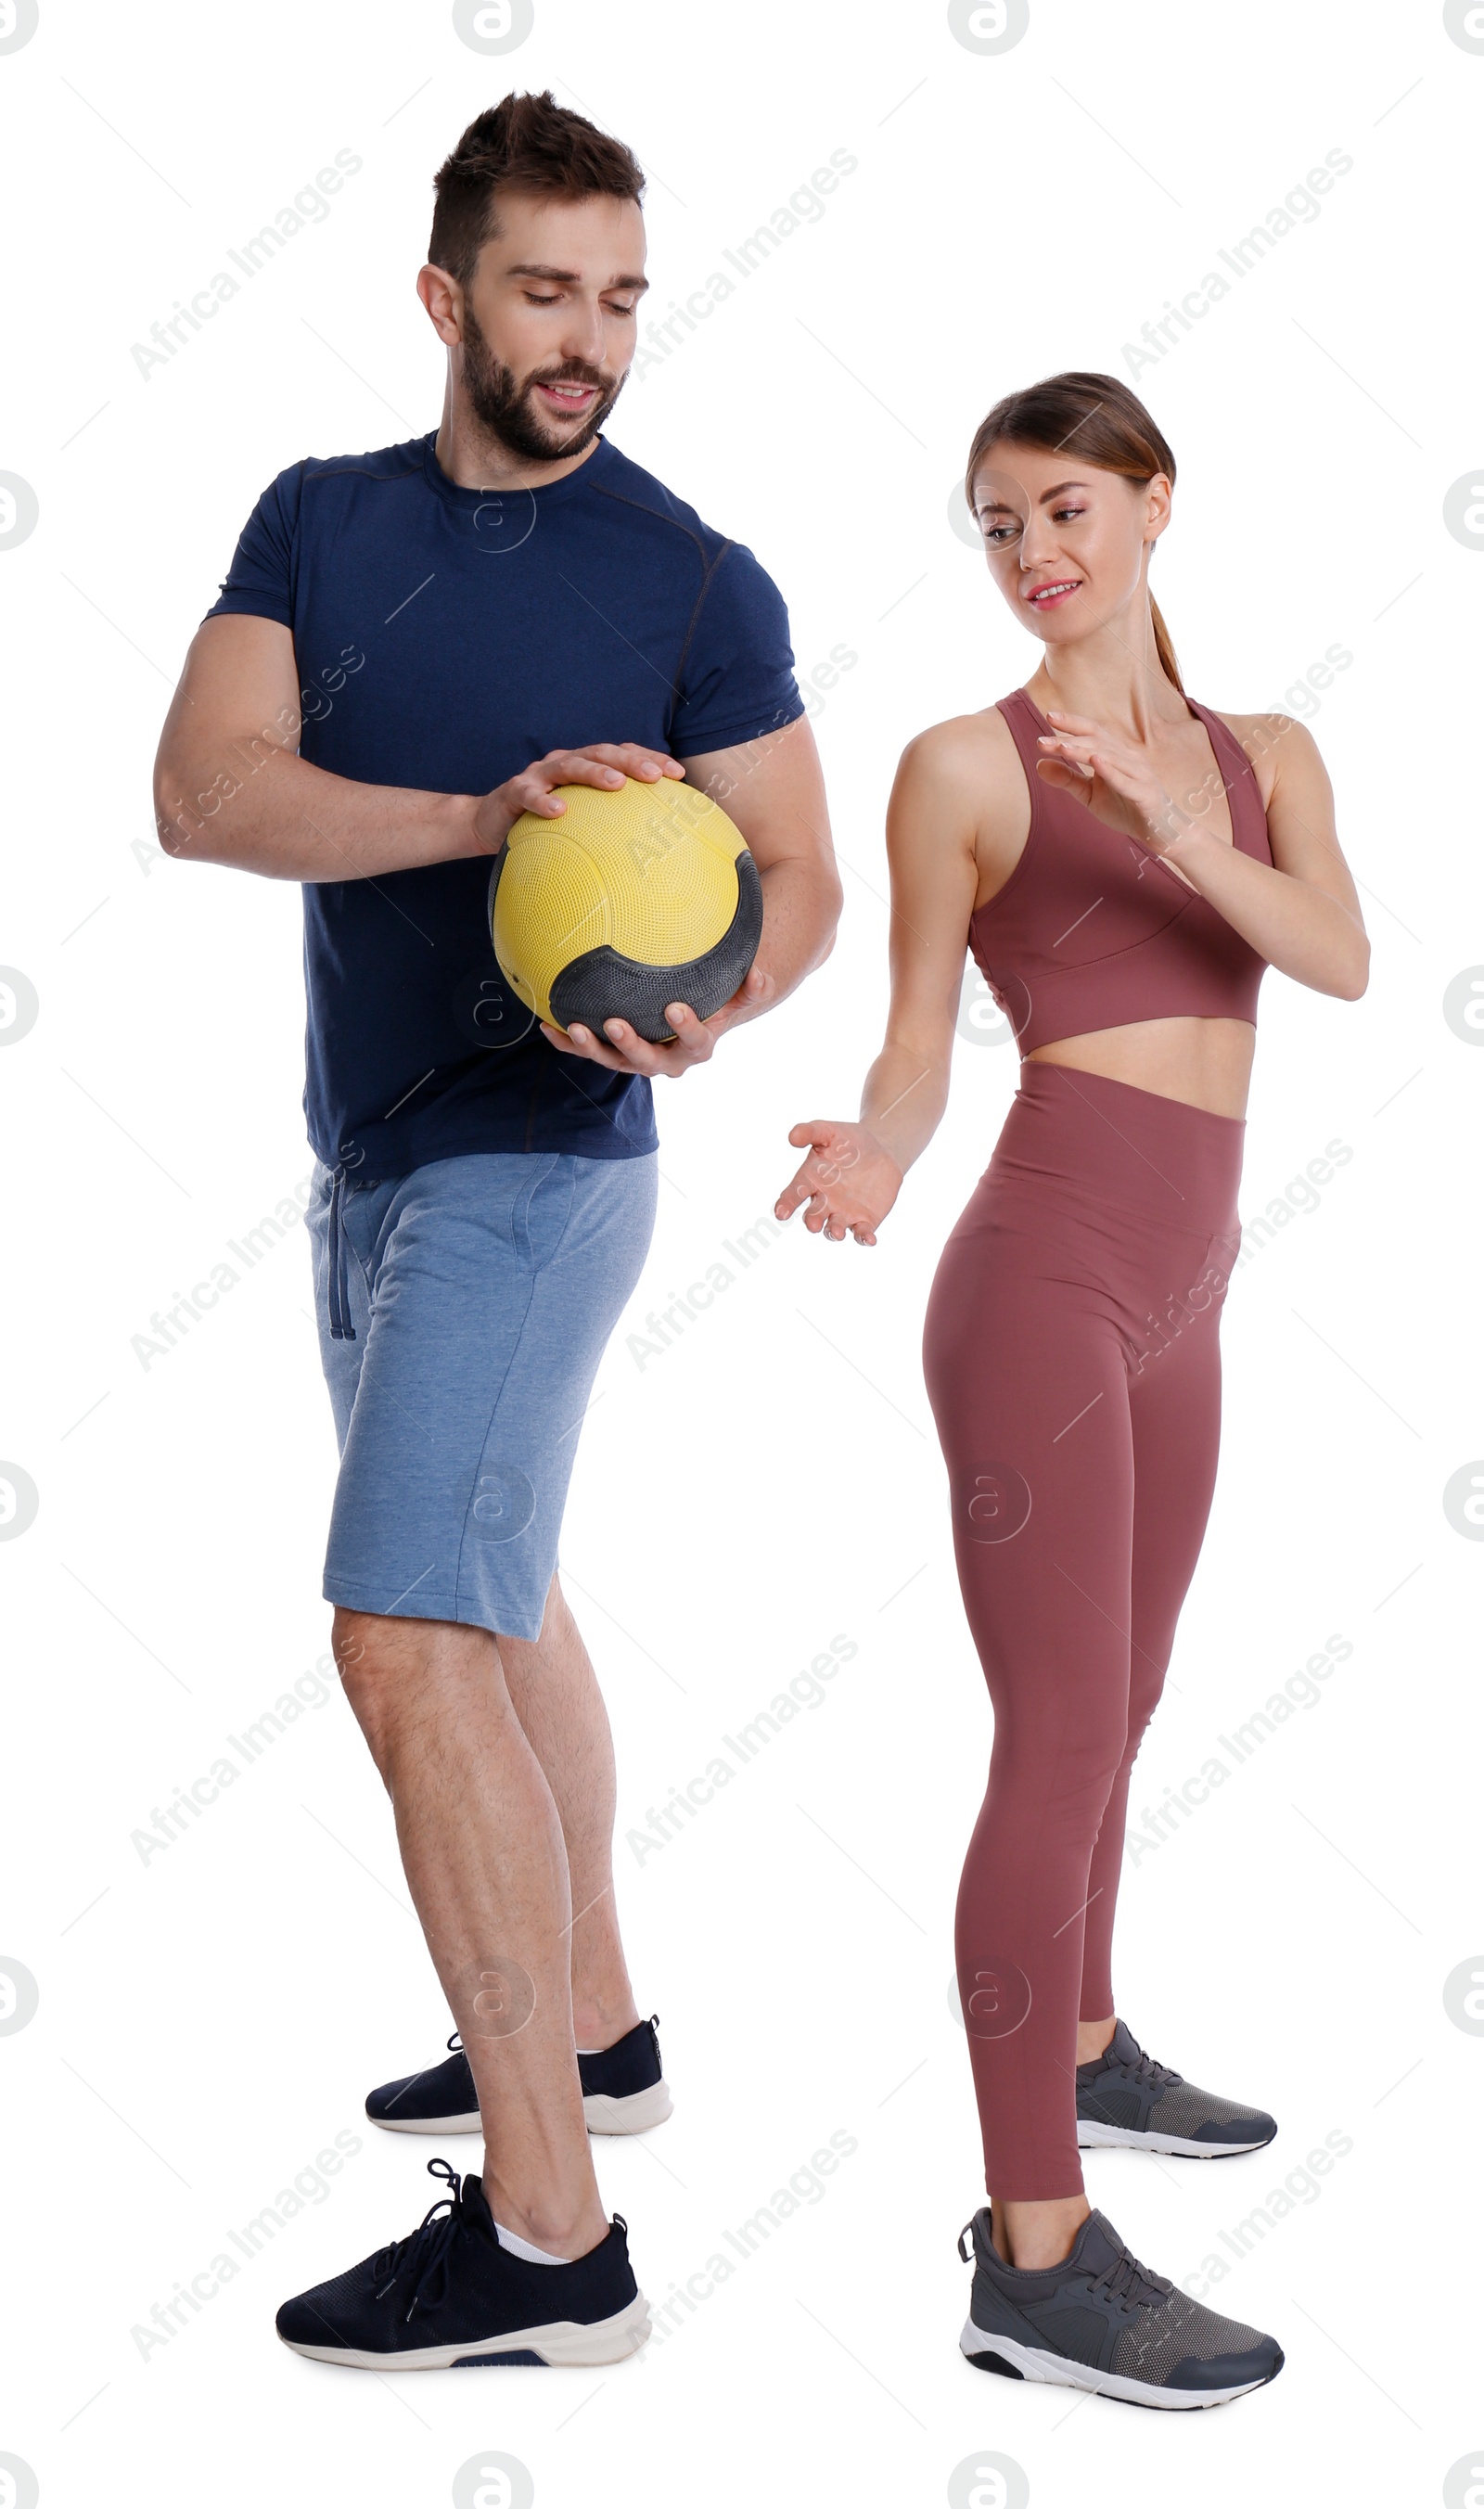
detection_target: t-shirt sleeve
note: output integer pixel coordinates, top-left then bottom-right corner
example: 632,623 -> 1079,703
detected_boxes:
669,541 -> 806,758
200,464 -> 305,628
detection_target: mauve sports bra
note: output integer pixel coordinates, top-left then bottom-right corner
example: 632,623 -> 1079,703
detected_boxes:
968,687 -> 1272,1053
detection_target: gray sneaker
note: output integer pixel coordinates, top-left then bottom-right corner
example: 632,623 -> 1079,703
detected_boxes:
958,2207 -> 1284,2409
1076,2021 -> 1276,2157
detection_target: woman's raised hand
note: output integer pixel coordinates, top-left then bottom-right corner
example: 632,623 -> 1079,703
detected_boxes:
1034,710 -> 1194,858
774,1120 -> 903,1248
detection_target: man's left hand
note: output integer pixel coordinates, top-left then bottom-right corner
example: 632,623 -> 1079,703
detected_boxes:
540,963 -> 774,1077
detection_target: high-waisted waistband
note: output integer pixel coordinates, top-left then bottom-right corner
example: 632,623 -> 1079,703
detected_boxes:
987,1058 -> 1245,1239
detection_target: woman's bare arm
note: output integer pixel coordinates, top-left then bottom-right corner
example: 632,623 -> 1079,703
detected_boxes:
775,718 -> 1013,1243
1035,708 -> 1369,1000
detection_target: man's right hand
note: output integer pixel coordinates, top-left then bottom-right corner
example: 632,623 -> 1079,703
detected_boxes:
472,743 -> 685,854
154,620 -> 693,883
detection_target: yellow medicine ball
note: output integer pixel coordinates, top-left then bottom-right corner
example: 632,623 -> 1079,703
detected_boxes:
489,775 -> 762,1043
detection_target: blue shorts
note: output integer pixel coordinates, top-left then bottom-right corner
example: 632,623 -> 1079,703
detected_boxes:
306,1151 -> 657,1642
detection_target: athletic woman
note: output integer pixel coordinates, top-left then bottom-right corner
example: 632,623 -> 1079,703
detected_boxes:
775,373 -> 1367,2409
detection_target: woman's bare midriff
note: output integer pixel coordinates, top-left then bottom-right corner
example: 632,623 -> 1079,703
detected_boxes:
1026,1016 -> 1256,1119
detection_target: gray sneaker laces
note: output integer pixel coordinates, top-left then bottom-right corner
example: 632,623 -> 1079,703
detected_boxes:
1116,2042 -> 1183,2090
1086,2243 -> 1175,2311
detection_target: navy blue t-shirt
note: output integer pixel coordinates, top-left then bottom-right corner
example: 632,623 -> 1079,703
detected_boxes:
204,431 -> 804,1177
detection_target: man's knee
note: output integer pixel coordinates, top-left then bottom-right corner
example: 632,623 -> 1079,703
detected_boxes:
332,1607 -> 501,1765
332,1609 -> 398,1764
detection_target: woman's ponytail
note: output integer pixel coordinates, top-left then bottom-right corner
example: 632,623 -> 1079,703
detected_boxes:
1148,595 -> 1183,696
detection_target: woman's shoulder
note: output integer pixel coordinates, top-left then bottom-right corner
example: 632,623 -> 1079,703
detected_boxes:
889,703 -> 1032,894
896,698 -> 1025,793
1198,704 -> 1324,811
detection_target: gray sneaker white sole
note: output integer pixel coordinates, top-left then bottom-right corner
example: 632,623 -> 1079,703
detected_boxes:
282,2289 -> 652,2371
1076,2119 -> 1274,2157
960,2319 -> 1276,2409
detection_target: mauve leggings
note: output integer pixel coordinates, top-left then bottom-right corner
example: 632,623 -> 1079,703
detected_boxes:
923,1059 -> 1246,2200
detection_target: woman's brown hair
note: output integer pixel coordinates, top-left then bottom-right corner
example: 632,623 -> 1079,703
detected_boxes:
965,371 -> 1183,693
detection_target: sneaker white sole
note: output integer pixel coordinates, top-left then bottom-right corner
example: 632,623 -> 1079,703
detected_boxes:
1076,2120 -> 1274,2157
282,2290 -> 652,2371
374,2108 -> 483,2135
372,2081 -> 673,2138
959,2320 -> 1275,2410
583,2080 -> 673,2135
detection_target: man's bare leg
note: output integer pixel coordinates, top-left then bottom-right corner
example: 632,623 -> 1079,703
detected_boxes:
335,1605 -> 608,2259
494,1574 -> 642,2056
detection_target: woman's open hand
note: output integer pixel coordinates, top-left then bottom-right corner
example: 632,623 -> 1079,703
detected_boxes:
1034,710 -> 1195,859
774,1120 -> 903,1247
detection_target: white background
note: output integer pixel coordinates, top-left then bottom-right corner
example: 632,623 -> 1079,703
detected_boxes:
2,1 -> 1481,2503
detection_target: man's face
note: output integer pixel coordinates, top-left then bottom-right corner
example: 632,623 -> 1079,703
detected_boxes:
452,189 -> 648,463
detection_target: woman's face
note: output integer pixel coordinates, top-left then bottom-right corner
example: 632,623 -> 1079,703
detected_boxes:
968,440 -> 1171,651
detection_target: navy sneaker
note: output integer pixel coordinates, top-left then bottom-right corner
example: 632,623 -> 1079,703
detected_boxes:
365,2015 -> 672,2138
1076,2020 -> 1277,2157
959,2206 -> 1283,2409
276,2157 -> 650,2369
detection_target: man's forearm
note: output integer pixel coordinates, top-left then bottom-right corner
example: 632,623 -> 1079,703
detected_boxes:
155,741 -> 484,882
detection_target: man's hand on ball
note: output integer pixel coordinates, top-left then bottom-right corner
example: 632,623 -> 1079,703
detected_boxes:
541,965 -> 774,1078
471,742 -> 684,854
774,1120 -> 902,1247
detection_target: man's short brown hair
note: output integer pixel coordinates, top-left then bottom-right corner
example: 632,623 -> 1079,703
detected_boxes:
429,91 -> 646,288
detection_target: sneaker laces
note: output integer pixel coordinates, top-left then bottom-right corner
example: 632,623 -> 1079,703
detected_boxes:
1117,2042 -> 1183,2090
372,2157 -> 467,2322
1087,2242 -> 1174,2311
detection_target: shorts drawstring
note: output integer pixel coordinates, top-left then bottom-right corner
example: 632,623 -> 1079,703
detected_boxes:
326,1170 -> 356,1342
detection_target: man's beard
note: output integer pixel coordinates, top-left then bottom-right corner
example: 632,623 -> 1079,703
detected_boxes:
461,304 -> 626,464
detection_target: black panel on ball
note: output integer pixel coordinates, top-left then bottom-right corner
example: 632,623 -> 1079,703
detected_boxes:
549,849 -> 763,1043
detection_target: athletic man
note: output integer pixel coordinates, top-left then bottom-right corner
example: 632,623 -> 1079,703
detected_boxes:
152,91 -> 839,2371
